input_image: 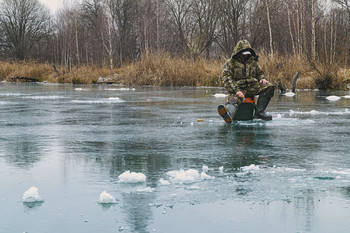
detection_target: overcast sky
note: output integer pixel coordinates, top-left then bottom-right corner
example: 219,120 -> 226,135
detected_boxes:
34,0 -> 341,14
39,0 -> 61,13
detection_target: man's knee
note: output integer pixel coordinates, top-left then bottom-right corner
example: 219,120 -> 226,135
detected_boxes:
261,84 -> 275,98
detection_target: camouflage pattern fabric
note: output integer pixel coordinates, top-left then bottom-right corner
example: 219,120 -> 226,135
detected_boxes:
222,40 -> 274,105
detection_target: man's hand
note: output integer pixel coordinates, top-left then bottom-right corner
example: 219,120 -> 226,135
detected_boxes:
236,91 -> 244,98
260,79 -> 268,85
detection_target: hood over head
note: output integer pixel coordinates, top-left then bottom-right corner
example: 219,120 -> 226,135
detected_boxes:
231,40 -> 257,59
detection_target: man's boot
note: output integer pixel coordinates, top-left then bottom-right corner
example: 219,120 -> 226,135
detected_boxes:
255,96 -> 272,121
218,104 -> 238,124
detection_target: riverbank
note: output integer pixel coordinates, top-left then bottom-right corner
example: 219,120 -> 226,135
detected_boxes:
1,53 -> 349,90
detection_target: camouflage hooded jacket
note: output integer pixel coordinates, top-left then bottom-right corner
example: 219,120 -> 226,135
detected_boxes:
222,40 -> 266,95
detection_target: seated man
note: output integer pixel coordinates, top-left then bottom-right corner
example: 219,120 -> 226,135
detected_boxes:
218,40 -> 275,123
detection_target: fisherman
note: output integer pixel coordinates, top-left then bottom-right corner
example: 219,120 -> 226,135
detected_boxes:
218,39 -> 275,123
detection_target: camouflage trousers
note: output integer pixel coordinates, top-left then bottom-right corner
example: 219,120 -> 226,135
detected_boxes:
227,82 -> 275,105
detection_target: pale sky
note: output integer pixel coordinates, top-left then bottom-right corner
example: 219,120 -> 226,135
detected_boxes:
39,0 -> 62,13
39,0 -> 81,13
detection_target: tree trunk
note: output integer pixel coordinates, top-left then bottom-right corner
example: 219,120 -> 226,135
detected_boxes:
107,9 -> 114,74
75,18 -> 80,66
311,0 -> 316,60
265,0 -> 273,56
288,8 -> 296,54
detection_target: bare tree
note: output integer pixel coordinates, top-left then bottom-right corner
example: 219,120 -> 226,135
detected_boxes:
165,0 -> 194,55
333,0 -> 350,65
217,0 -> 249,56
311,0 -> 316,60
0,0 -> 51,60
109,0 -> 139,65
265,0 -> 273,56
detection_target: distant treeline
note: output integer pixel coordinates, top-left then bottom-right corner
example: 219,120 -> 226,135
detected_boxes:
0,0 -> 349,89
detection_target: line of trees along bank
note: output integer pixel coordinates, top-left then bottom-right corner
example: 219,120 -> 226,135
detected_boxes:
1,0 -> 350,72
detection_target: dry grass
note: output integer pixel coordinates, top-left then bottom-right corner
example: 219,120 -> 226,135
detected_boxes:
117,53 -> 223,86
0,54 -> 349,89
258,52 -> 317,90
0,60 -> 111,84
0,61 -> 52,81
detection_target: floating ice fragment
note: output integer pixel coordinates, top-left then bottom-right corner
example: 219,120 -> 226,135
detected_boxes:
242,164 -> 260,171
159,178 -> 170,185
284,92 -> 295,97
108,97 -> 122,101
213,93 -> 228,98
219,166 -> 224,173
118,171 -> 146,183
167,169 -> 200,184
200,172 -> 214,180
74,88 -> 89,91
309,110 -> 318,115
97,191 -> 117,204
22,187 -> 43,203
343,95 -> 350,99
202,165 -> 209,172
326,95 -> 341,101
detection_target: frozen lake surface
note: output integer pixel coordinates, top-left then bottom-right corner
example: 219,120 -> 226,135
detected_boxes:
1,83 -> 350,233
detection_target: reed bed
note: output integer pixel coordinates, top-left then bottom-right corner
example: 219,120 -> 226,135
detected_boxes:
0,53 -> 349,90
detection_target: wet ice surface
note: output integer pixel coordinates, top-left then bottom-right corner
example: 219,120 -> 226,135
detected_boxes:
1,83 -> 350,233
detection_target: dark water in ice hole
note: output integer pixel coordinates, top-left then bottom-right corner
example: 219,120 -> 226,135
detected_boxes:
0,83 -> 350,233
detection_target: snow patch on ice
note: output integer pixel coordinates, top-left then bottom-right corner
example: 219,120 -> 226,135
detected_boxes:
108,97 -> 122,101
159,178 -> 170,185
166,169 -> 214,184
202,165 -> 209,173
284,92 -> 295,97
167,169 -> 200,184
71,98 -> 124,104
200,171 -> 214,180
0,93 -> 23,96
74,88 -> 89,91
21,95 -> 67,100
213,93 -> 228,98
22,187 -> 43,203
118,171 -> 146,183
97,191 -> 117,204
326,95 -> 341,101
242,164 -> 260,171
106,88 -> 136,91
